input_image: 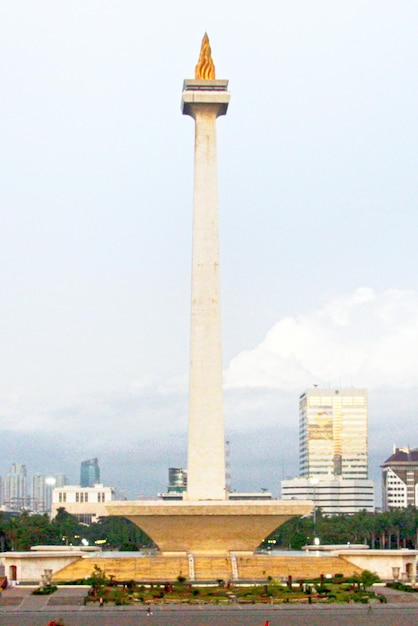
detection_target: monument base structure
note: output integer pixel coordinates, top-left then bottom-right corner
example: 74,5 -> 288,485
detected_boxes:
106,500 -> 313,555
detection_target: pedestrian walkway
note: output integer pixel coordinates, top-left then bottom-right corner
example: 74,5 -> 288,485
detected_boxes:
0,585 -> 32,607
19,593 -> 50,610
47,586 -> 88,606
372,583 -> 418,604
0,585 -> 89,610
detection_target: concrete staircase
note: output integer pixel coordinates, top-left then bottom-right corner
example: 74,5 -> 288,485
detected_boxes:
236,555 -> 363,580
53,556 -> 188,583
193,556 -> 231,581
53,553 -> 363,583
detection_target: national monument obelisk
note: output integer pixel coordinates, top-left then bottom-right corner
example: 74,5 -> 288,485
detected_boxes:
107,36 -> 312,556
182,34 -> 229,501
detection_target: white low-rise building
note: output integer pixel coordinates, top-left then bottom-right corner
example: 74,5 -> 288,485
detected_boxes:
303,545 -> 418,581
381,447 -> 418,511
51,483 -> 114,523
0,546 -> 98,584
281,476 -> 375,515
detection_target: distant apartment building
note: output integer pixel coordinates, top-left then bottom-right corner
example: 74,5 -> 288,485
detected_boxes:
381,446 -> 418,511
31,474 -> 49,514
51,483 -> 114,524
30,474 -> 65,514
2,463 -> 28,512
54,474 -> 69,488
80,458 -> 100,488
281,388 -> 374,515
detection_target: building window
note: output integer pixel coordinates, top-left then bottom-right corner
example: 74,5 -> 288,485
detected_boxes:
76,513 -> 93,524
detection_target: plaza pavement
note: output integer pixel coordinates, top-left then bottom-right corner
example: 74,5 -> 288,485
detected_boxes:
1,585 -> 418,626
1,604 -> 418,626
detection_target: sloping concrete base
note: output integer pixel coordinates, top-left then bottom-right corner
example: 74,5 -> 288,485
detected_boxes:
52,553 -> 363,583
107,500 -> 313,555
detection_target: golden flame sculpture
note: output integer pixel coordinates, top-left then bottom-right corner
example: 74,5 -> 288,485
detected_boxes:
195,33 -> 216,80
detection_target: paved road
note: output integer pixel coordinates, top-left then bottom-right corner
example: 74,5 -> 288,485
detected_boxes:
1,585 -> 418,625
1,605 -> 418,626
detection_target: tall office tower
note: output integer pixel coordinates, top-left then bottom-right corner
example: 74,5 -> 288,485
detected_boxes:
299,388 -> 368,479
3,463 -> 28,511
80,458 -> 100,488
281,387 -> 374,514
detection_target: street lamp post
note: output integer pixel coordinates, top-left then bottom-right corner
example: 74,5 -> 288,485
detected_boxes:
311,478 -> 319,543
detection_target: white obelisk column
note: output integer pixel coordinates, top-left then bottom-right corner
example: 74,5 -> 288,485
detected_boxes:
182,79 -> 230,500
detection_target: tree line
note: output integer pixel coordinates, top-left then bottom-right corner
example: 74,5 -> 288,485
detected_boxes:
0,508 -> 155,552
264,507 -> 418,550
1,507 -> 418,552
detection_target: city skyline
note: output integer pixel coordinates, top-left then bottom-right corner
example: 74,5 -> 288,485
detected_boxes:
0,463 -> 68,513
1,3 -> 418,499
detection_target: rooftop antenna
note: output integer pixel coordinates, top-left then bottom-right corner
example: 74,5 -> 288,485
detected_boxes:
225,440 -> 231,493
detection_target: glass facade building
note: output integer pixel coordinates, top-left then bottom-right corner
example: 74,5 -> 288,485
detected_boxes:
80,458 -> 100,488
299,388 -> 368,480
168,468 -> 187,493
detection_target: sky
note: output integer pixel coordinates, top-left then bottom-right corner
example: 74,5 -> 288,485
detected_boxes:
1,1 -> 417,501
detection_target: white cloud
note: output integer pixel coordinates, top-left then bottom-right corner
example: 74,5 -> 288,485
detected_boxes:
225,288 -> 418,390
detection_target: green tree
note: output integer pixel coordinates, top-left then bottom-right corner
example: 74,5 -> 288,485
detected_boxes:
359,570 -> 380,590
13,512 -> 57,550
84,516 -> 155,550
51,508 -> 83,546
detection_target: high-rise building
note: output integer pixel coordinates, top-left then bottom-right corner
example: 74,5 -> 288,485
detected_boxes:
2,463 -> 28,511
80,458 -> 100,488
281,388 -> 374,515
168,468 -> 187,494
381,446 -> 418,511
299,387 -> 368,479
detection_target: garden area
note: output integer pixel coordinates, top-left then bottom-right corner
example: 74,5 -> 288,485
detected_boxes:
81,565 -> 385,606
